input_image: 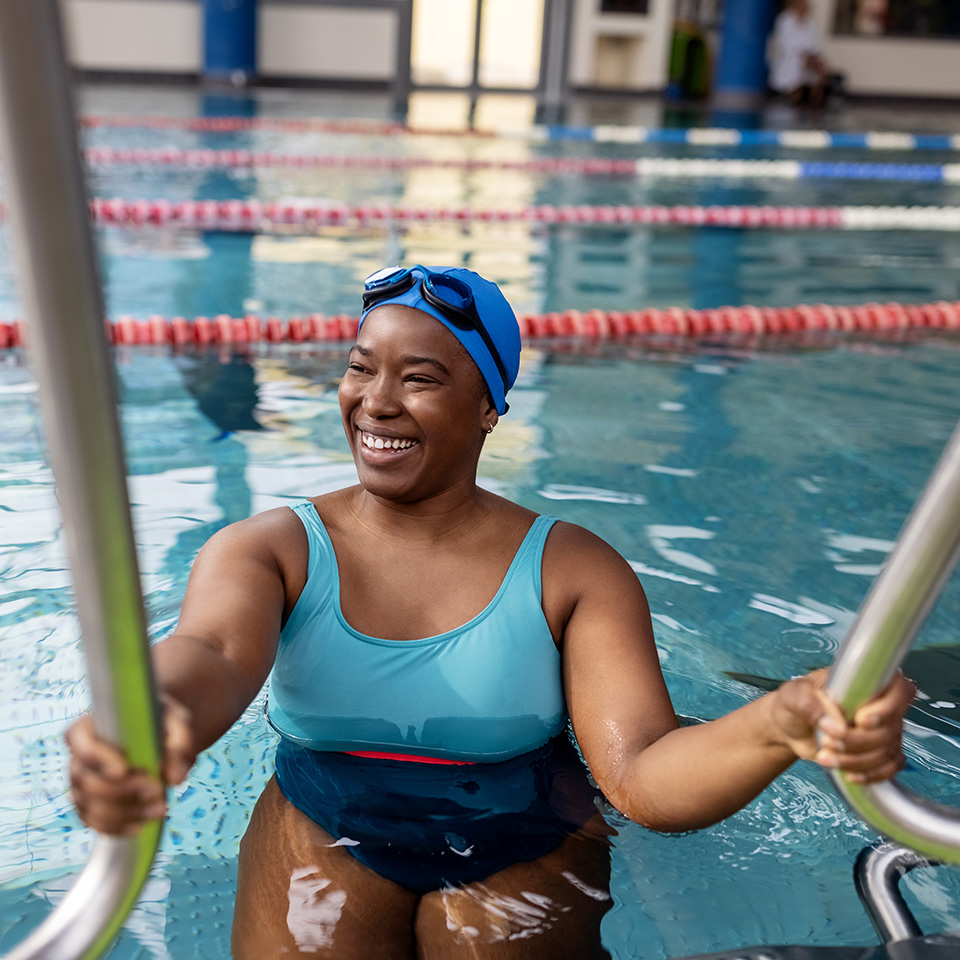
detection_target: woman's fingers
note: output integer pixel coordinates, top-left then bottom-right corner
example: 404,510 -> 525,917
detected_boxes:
68,750 -> 166,834
816,726 -> 905,774
773,669 -> 914,782
159,696 -> 196,786
771,669 -> 839,759
65,712 -> 171,835
830,744 -> 906,784
64,715 -> 128,780
813,672 -> 915,782
852,672 -> 916,730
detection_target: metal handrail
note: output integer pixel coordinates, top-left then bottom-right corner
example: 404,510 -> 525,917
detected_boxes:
0,2 -> 162,959
854,843 -> 931,942
826,419 -> 960,863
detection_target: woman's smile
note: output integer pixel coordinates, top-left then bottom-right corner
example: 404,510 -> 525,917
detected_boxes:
358,429 -> 419,455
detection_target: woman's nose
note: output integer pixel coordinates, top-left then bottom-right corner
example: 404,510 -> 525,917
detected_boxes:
362,374 -> 402,417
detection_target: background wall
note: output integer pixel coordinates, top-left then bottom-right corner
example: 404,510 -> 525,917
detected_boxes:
259,4 -> 395,81
62,0 -> 202,73
60,0 -> 960,100
62,0 -> 396,82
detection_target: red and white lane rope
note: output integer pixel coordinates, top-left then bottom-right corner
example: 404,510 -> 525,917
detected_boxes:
81,147 -> 704,175
81,197 -> 841,228
81,147 -> 960,184
0,301 -> 957,350
70,198 -> 960,231
80,115 -> 424,136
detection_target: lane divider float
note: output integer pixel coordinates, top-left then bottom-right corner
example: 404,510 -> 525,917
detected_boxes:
79,115 -> 960,152
82,147 -> 960,183
0,301 -> 957,350
61,198 -> 960,231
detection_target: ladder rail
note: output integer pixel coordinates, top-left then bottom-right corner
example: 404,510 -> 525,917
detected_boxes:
826,419 -> 960,862
0,2 -> 162,958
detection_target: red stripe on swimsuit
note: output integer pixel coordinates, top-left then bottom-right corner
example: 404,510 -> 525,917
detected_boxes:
344,750 -> 476,765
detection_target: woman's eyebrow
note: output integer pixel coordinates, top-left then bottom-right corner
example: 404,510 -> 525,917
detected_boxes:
349,344 -> 451,376
402,355 -> 451,376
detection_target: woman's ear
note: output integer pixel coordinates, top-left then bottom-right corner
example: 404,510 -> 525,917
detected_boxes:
483,407 -> 499,435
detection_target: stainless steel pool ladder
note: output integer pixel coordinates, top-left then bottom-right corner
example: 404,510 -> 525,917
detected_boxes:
0,2 -> 162,959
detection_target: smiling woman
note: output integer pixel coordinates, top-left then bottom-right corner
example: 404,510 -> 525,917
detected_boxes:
341,305 -> 495,505
65,266 -> 916,960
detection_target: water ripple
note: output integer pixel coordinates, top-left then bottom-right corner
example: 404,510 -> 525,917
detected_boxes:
537,484 -> 647,505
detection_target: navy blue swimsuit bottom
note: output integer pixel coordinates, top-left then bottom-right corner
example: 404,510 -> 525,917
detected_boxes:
274,733 -> 600,894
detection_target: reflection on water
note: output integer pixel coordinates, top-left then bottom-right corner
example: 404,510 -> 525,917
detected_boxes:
1,340 -> 959,957
4,106 -> 960,322
1,81 -> 960,956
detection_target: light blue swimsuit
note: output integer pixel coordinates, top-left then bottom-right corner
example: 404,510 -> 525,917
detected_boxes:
267,502 -> 566,761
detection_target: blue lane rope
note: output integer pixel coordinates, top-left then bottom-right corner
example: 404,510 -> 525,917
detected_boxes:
796,161 -> 948,181
536,125 -> 960,152
80,115 -> 960,154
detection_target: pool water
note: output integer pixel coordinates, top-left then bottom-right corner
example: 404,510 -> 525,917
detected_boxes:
0,86 -> 960,959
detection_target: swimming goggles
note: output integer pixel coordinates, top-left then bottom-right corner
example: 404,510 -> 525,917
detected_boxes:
362,265 -> 509,396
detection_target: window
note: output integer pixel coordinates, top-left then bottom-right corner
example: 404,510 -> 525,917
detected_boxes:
600,1 -> 650,13
833,0 -> 960,38
411,0 -> 544,89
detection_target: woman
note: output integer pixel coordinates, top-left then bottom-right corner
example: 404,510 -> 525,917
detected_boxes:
68,265 -> 914,959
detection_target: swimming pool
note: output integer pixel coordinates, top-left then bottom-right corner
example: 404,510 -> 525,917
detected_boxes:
1,86 -> 960,959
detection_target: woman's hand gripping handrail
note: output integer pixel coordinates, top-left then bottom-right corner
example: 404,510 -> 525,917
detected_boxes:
0,2 -> 163,958
825,418 -> 960,863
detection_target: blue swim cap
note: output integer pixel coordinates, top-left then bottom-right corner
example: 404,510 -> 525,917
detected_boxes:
359,265 -> 520,415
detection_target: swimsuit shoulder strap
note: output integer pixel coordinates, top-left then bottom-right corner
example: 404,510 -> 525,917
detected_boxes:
499,513 -> 558,606
282,500 -> 337,634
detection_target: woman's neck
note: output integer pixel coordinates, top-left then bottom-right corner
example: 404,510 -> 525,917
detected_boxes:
343,483 -> 499,545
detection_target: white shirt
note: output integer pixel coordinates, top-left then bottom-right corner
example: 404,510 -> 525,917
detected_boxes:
768,10 -> 821,93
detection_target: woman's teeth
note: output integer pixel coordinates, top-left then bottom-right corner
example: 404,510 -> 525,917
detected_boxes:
362,433 -> 416,451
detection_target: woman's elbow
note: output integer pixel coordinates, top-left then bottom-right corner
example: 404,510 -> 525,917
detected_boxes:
608,794 -> 721,834
600,772 -> 730,834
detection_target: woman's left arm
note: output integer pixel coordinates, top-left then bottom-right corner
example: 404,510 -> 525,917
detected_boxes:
551,524 -> 915,832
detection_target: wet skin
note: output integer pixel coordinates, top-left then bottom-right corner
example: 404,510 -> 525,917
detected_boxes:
233,779 -> 614,959
66,305 -> 916,958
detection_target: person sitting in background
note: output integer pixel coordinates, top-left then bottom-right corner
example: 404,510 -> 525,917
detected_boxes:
66,265 -> 914,959
768,0 -> 828,107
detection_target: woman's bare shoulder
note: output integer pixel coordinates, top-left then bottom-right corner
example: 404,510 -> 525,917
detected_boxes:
543,519 -> 642,599
195,505 -> 310,569
540,519 -> 649,648
219,504 -> 303,538
490,493 -> 540,524
544,518 -> 629,565
227,487 -> 361,539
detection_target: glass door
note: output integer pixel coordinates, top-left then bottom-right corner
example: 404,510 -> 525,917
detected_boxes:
410,0 -> 546,91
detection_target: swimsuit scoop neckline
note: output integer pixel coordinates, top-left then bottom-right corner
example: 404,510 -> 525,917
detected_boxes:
305,503 -> 550,647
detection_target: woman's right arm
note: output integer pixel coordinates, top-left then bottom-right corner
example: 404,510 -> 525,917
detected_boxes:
66,507 -> 299,835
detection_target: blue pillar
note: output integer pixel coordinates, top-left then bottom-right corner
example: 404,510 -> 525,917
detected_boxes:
203,0 -> 257,84
713,0 -> 775,106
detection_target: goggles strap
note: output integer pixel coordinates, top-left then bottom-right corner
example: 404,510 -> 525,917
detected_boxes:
362,268 -> 509,399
